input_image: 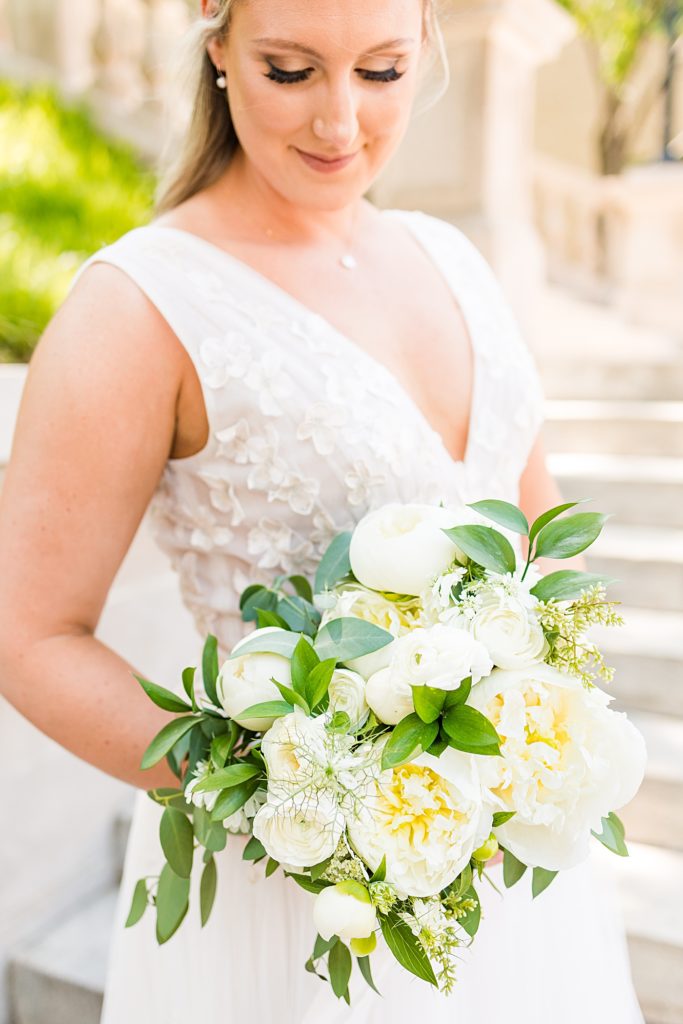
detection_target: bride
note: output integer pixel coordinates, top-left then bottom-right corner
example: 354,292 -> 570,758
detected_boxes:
0,0 -> 643,1020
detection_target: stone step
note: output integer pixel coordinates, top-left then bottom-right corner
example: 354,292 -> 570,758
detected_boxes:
588,524 -> 683,612
540,359 -> 683,401
620,711 -> 683,852
607,843 -> 683,1024
544,400 -> 683,457
596,606 -> 683,718
548,453 -> 683,528
8,889 -> 115,1024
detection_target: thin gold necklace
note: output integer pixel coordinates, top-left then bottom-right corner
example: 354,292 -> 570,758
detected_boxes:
261,203 -> 362,271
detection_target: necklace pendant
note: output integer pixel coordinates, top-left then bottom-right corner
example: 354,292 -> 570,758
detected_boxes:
339,253 -> 357,270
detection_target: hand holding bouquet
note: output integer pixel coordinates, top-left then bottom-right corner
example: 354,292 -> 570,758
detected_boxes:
128,498 -> 645,1001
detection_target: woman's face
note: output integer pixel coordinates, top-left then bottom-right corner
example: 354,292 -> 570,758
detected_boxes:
207,0 -> 425,210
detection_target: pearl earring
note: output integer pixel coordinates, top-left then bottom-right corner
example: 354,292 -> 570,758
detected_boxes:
216,69 -> 227,89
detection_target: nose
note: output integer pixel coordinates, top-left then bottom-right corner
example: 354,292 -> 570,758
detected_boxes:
312,76 -> 359,150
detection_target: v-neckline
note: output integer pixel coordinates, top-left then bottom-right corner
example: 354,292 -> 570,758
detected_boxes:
148,210 -> 478,470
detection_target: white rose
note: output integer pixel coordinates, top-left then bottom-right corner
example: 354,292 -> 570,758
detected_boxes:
313,881 -> 378,942
252,792 -> 344,867
328,669 -> 369,730
218,628 -> 292,731
260,708 -> 329,797
469,663 -> 647,870
347,743 -> 491,897
365,624 -> 493,725
349,503 -> 466,596
469,592 -> 548,669
319,584 -> 421,677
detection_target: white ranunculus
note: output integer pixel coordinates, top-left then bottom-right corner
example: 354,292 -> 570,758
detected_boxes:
260,708 -> 329,797
468,591 -> 548,669
328,668 -> 369,730
347,743 -> 491,897
469,663 -> 647,870
252,791 -> 344,867
349,504 -> 467,597
313,881 -> 377,942
364,624 -> 493,725
319,584 -> 422,677
217,628 -> 292,731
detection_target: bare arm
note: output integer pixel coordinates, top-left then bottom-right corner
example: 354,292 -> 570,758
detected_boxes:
0,263 -> 193,790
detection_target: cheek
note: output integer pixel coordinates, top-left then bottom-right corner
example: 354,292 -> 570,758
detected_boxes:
229,76 -> 309,145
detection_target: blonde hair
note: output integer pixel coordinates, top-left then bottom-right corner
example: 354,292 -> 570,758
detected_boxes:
155,0 -> 450,214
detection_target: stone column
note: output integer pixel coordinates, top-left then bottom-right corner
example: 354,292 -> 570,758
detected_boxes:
371,0 -> 575,339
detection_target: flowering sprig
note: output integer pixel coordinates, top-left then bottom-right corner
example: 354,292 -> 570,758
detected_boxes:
537,584 -> 623,686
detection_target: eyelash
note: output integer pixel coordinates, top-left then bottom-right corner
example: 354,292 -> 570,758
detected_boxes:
264,62 -> 404,85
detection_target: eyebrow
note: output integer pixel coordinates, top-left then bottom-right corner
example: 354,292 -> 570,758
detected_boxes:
252,37 -> 415,60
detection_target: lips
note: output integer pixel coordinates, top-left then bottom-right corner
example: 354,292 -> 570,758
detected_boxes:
295,148 -> 359,174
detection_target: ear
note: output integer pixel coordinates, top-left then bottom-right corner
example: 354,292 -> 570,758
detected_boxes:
201,0 -> 220,16
206,35 -> 224,69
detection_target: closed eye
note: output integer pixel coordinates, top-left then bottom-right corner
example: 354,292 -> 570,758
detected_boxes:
264,61 -> 404,85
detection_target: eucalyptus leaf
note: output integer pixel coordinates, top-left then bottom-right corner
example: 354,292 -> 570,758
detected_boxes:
255,608 -> 291,630
125,878 -> 148,928
468,500 -> 529,536
155,863 -> 190,944
328,941 -> 353,999
315,617 -> 393,663
528,500 -> 587,546
534,513 -> 609,561
530,570 -> 614,603
315,531 -> 353,593
227,628 -> 309,660
288,574 -> 314,603
277,594 -> 320,635
357,955 -> 381,995
442,525 -> 516,574
502,848 -> 527,888
532,867 -> 558,898
159,807 -> 194,879
134,674 -> 192,714
380,912 -> 437,986
192,762 -> 261,795
313,933 -> 338,959
141,716 -> 199,771
442,705 -> 501,756
240,587 -> 278,623
200,856 -> 217,926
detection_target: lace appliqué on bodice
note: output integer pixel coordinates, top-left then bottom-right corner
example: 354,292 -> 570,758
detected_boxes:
71,210 -> 544,653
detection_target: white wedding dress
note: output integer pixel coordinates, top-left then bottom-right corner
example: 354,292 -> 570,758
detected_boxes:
72,209 -> 643,1022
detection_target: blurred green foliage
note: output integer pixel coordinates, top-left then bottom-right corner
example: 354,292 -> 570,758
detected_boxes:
0,79 -> 156,363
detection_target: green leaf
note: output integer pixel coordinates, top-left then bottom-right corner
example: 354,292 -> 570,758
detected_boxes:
134,673 -> 192,713
532,867 -> 558,898
328,941 -> 353,999
592,811 -> 629,857
200,856 -> 217,926
442,525 -> 516,574
141,716 -> 199,771
255,608 -> 291,630
273,678 -> 310,714
265,857 -> 280,878
530,570 -> 614,603
291,634 -> 320,697
306,659 -> 337,710
427,733 -> 449,757
313,933 -> 338,959
125,878 -> 148,928
502,848 -> 527,888
210,778 -> 260,822
534,513 -> 609,561
181,666 -> 197,709
288,575 -> 314,603
458,885 -> 481,938
201,634 -> 220,708
329,710 -> 351,733
443,677 -> 472,710
239,583 -> 268,611
411,685 -> 447,724
192,762 -> 261,795
442,705 -> 501,756
284,872 -> 328,894
310,856 -> 334,882
242,836 -> 267,862
380,912 -> 437,986
468,500 -> 529,536
234,699 -> 294,722
315,617 -> 394,663
370,855 -> 387,883
159,807 -> 194,879
315,531 -> 352,593
210,730 -> 236,769
381,713 -> 435,770
357,954 -> 381,995
529,500 -> 586,546
492,810 -> 516,828
276,594 -> 320,635
155,863 -> 190,944
228,628 -> 309,661
240,587 -> 278,623
147,788 -> 192,813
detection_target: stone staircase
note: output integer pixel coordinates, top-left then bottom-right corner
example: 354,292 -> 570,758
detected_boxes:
5,291 -> 683,1023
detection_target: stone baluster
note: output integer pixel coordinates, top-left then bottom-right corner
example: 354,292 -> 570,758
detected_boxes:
93,0 -> 149,110
141,0 -> 192,99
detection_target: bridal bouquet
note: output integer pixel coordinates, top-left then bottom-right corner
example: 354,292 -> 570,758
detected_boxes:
128,498 -> 646,1001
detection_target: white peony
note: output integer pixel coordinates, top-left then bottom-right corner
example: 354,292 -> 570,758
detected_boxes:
365,624 -> 493,725
218,628 -> 292,731
468,591 -> 548,669
252,791 -> 344,867
349,503 -> 466,597
328,668 -> 370,730
313,881 -> 377,942
347,743 -> 492,897
469,663 -> 647,870
319,583 -> 422,677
